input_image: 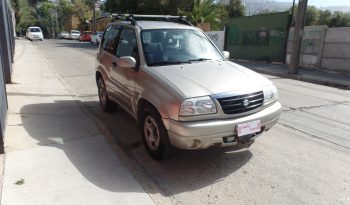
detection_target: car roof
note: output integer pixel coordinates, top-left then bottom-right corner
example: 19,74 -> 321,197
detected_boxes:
111,21 -> 195,30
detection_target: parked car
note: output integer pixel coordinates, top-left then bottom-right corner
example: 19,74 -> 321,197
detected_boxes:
95,15 -> 281,160
69,30 -> 80,40
79,31 -> 92,42
26,26 -> 44,41
58,31 -> 69,39
91,31 -> 103,44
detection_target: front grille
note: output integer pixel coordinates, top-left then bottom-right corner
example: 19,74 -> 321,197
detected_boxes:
216,91 -> 264,115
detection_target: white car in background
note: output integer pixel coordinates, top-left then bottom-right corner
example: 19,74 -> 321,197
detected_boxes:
58,31 -> 69,39
69,30 -> 80,40
26,26 -> 44,41
91,31 -> 103,44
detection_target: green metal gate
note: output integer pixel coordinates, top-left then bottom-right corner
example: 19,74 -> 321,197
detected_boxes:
225,12 -> 290,62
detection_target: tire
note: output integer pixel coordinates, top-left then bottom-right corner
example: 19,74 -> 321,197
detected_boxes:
97,78 -> 113,112
141,106 -> 172,160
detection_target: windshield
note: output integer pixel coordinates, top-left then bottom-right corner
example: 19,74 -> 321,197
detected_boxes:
30,28 -> 41,32
72,31 -> 80,34
141,29 -> 224,66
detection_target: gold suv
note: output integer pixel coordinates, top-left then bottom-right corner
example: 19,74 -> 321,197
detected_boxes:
95,15 -> 281,160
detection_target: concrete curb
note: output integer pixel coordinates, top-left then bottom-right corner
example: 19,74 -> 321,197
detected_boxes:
250,68 -> 350,90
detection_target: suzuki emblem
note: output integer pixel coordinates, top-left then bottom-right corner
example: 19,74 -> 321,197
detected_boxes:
242,99 -> 250,107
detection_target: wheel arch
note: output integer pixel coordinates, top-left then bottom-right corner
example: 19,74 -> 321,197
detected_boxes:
95,67 -> 108,85
136,97 -> 170,130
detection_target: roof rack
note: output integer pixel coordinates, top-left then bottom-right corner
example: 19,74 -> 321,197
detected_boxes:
111,14 -> 193,26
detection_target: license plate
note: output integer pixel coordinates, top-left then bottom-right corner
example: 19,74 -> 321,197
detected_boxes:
237,120 -> 261,137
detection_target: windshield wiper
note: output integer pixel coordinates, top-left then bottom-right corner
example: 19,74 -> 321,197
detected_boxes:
188,58 -> 213,62
149,61 -> 192,66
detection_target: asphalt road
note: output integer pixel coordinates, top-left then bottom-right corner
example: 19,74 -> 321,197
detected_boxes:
34,39 -> 350,205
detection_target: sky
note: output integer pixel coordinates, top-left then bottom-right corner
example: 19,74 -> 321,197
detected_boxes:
274,0 -> 350,7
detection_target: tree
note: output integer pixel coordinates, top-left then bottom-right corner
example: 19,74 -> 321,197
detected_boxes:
257,9 -> 278,15
72,0 -> 93,30
225,0 -> 245,18
329,11 -> 350,27
103,0 -> 193,15
36,2 -> 56,36
318,10 -> 332,25
16,0 -> 37,34
305,6 -> 319,26
178,0 -> 224,30
57,0 -> 74,30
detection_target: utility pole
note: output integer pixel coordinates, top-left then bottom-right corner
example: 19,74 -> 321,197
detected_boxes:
291,0 -> 296,25
289,0 -> 308,74
92,0 -> 96,33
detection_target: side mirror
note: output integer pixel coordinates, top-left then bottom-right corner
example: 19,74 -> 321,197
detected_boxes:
118,56 -> 136,69
222,51 -> 230,60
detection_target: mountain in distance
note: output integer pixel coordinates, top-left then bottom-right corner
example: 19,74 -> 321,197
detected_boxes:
219,0 -> 350,15
320,6 -> 350,13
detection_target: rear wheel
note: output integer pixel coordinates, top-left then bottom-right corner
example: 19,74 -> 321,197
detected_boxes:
97,78 -> 113,112
141,106 -> 172,160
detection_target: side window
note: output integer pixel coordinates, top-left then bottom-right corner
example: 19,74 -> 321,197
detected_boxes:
101,25 -> 120,54
116,29 -> 138,59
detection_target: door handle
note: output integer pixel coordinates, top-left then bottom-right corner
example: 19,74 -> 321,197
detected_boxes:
112,61 -> 117,67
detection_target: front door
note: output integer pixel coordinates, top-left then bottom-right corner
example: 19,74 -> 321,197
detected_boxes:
111,28 -> 139,113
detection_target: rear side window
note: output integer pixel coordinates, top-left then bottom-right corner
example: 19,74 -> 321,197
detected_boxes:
101,25 -> 121,54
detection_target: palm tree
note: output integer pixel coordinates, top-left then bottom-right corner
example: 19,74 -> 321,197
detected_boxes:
179,0 -> 224,29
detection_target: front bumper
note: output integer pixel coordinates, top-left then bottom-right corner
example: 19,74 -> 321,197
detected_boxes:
168,102 -> 282,149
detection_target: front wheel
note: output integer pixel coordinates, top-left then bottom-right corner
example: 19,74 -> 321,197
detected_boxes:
97,78 -> 113,112
141,107 -> 172,160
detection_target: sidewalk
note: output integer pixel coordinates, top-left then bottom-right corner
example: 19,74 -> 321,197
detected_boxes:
235,61 -> 350,89
1,40 -> 154,205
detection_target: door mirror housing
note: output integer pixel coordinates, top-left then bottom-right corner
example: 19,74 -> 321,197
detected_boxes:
222,51 -> 230,60
118,56 -> 136,69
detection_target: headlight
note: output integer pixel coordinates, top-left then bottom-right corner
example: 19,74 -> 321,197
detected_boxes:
180,96 -> 217,116
264,85 -> 278,105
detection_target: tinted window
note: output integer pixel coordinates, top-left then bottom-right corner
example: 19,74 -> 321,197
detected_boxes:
116,30 -> 137,58
30,28 -> 41,32
101,25 -> 121,54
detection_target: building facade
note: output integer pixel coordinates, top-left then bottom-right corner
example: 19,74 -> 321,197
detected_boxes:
0,0 -> 15,153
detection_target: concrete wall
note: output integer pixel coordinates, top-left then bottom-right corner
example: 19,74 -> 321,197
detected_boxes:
286,26 -> 327,68
287,26 -> 350,74
0,0 -> 13,152
206,30 -> 225,51
321,27 -> 350,73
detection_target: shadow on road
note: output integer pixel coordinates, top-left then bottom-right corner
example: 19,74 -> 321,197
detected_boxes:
19,100 -> 146,193
53,40 -> 99,51
81,100 -> 253,196
20,99 -> 252,196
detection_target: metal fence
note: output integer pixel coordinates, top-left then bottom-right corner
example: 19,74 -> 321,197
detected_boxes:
225,12 -> 291,63
0,0 -> 15,153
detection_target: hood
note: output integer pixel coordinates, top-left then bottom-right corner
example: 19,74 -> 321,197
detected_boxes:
151,61 -> 272,98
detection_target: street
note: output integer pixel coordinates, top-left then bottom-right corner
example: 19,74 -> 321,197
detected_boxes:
33,39 -> 350,205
